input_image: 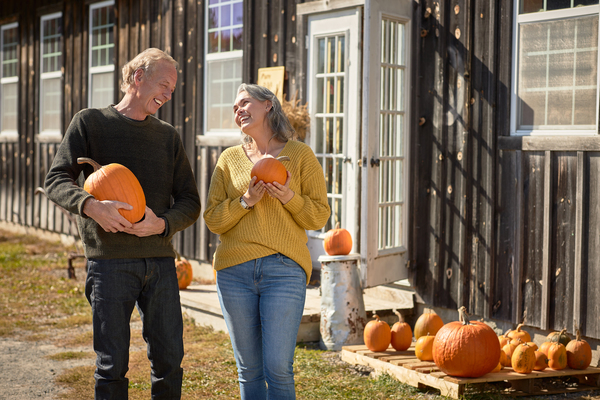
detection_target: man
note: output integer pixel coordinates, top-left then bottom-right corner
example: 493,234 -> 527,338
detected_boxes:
44,48 -> 201,399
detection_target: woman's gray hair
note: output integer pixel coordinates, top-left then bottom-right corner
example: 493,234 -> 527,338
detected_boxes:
120,48 -> 179,93
237,83 -> 295,144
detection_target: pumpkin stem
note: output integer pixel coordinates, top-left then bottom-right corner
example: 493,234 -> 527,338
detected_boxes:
77,157 -> 102,172
393,309 -> 404,323
516,323 -> 524,332
372,312 -> 380,322
276,156 -> 290,162
458,306 -> 470,325
576,329 -> 582,342
335,221 -> 340,229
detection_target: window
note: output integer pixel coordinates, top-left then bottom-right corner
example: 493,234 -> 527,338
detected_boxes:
204,0 -> 243,135
40,13 -> 63,140
512,1 -> 600,135
1,22 -> 18,142
89,1 -> 115,108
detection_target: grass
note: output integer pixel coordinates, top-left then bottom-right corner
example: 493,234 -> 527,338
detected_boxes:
1,228 -> 568,400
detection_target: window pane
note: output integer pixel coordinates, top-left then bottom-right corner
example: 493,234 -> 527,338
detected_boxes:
91,4 -> 115,68
207,0 -> 242,54
1,82 -> 18,132
521,0 -> 598,13
206,57 -> 242,131
90,71 -> 114,108
2,26 -> 18,78
42,16 -> 62,73
517,15 -> 598,130
41,77 -> 61,132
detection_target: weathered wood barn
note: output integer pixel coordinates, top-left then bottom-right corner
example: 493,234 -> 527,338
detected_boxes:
2,0 -> 600,342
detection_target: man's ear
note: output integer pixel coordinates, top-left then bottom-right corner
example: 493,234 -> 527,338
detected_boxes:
134,68 -> 144,84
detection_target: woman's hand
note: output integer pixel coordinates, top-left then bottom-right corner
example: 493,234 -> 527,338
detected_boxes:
244,176 -> 266,207
265,171 -> 294,204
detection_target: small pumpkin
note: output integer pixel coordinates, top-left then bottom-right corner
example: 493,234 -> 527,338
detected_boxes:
511,342 -> 536,374
533,350 -> 549,371
175,255 -> 193,290
415,334 -> 435,361
547,342 -> 567,370
251,157 -> 287,185
323,222 -> 353,256
498,329 -> 511,348
78,157 -> 146,223
390,310 -> 413,351
525,341 -> 538,351
499,349 -> 511,367
364,312 -> 391,352
432,307 -> 500,378
414,308 -> 444,340
547,328 -> 571,347
566,329 -> 592,370
502,338 -> 521,360
507,323 -> 532,343
539,341 -> 552,356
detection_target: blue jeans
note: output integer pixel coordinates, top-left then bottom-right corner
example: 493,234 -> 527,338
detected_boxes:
216,254 -> 307,400
85,257 -> 184,400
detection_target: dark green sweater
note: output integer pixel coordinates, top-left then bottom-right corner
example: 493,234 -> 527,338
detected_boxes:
44,106 -> 201,259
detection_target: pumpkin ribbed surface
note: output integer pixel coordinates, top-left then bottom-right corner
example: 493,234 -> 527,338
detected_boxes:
363,314 -> 391,352
79,157 -> 146,223
251,157 -> 287,185
432,307 -> 500,378
566,329 -> 592,370
323,222 -> 353,256
414,310 -> 444,340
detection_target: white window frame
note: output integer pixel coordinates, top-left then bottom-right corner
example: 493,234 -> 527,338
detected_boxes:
88,0 -> 115,108
0,22 -> 18,143
39,12 -> 63,142
510,3 -> 600,136
203,0 -> 243,137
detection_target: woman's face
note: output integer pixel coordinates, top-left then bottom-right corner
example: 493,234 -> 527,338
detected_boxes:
233,91 -> 271,133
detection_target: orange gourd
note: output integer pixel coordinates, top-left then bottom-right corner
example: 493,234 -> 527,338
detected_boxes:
502,338 -> 521,360
566,329 -> 592,370
390,310 -> 413,351
414,308 -> 444,340
323,222 -> 353,256
498,329 -> 511,348
363,313 -> 391,352
499,349 -> 511,367
511,342 -> 536,374
175,256 -> 193,290
507,323 -> 532,343
415,334 -> 435,361
547,328 -> 571,347
539,341 -> 552,356
533,350 -> 549,371
547,342 -> 567,370
525,341 -> 538,351
78,157 -> 146,223
432,307 -> 501,378
251,157 -> 287,185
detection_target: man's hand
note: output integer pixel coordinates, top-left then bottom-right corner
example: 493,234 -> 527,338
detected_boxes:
122,206 -> 166,237
83,198 -> 133,233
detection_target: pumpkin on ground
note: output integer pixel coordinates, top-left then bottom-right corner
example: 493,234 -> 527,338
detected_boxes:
390,310 -> 413,351
547,329 -> 571,347
547,342 -> 568,370
323,222 -> 353,256
251,157 -> 287,185
78,157 -> 146,223
507,323 -> 532,343
566,329 -> 592,370
363,313 -> 391,352
533,350 -> 549,371
432,307 -> 501,378
511,343 -> 536,374
175,256 -> 193,290
415,334 -> 435,361
414,309 -> 444,340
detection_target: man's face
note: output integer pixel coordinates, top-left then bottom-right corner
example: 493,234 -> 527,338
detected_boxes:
135,60 -> 177,116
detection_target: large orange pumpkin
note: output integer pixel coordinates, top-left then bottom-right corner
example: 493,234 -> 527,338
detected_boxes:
323,222 -> 353,256
507,323 -> 532,343
547,342 -> 567,370
566,329 -> 592,370
432,307 -> 500,378
78,157 -> 146,223
390,310 -> 413,351
175,256 -> 193,290
363,313 -> 391,352
414,309 -> 444,340
511,342 -> 536,374
251,157 -> 287,185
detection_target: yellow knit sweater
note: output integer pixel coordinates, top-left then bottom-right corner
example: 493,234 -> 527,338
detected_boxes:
203,140 -> 330,283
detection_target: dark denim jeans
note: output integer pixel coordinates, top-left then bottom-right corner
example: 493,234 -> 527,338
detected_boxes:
85,257 -> 184,400
216,253 -> 307,400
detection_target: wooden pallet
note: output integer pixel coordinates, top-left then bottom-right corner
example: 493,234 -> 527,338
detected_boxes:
341,345 -> 600,398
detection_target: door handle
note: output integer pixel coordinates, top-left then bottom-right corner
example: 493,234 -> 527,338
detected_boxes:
370,157 -> 380,167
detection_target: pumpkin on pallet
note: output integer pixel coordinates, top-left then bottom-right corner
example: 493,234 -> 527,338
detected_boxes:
566,329 -> 592,370
511,342 -> 536,374
390,310 -> 412,351
415,333 -> 435,361
507,323 -> 531,343
432,307 -> 500,378
547,342 -> 568,370
414,308 -> 444,340
533,350 -> 549,371
547,328 -> 571,347
175,255 -> 193,290
363,312 -> 391,352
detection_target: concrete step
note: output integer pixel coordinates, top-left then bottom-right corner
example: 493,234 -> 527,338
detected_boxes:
179,284 -> 415,344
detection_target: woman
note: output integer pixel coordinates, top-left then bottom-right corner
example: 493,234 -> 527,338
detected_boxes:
203,84 -> 330,399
